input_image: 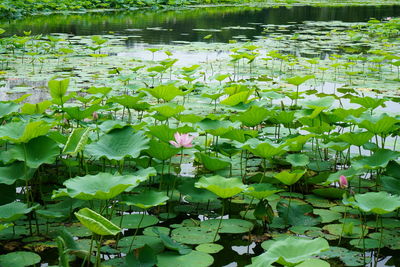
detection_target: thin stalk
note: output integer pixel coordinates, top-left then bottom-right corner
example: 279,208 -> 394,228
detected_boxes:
128,212 -> 145,252
213,200 -> 225,242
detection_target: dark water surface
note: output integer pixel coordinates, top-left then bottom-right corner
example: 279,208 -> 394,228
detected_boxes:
0,5 -> 399,45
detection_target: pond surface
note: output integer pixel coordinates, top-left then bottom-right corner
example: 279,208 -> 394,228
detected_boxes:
1,5 -> 400,45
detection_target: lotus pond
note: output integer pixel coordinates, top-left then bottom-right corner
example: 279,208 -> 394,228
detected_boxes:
0,4 -> 400,267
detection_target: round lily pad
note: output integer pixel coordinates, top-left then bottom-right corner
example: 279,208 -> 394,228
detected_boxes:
296,258 -> 330,267
195,243 -> 223,254
143,226 -> 170,237
157,250 -> 214,267
0,251 -> 41,267
171,227 -> 219,244
313,209 -> 342,223
323,223 -> 367,238
349,238 -> 381,249
111,214 -> 158,229
200,219 -> 253,234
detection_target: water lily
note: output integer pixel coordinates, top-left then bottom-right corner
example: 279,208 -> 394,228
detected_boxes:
339,175 -> 348,188
169,132 -> 194,148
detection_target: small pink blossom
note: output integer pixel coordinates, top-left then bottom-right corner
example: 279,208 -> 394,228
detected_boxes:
339,175 -> 348,189
169,132 -> 194,148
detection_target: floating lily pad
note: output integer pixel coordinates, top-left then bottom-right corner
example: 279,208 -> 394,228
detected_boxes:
111,214 -> 159,229
200,219 -> 253,234
157,251 -> 214,267
119,235 -> 164,253
171,227 -> 219,244
195,243 -> 223,254
0,251 -> 41,267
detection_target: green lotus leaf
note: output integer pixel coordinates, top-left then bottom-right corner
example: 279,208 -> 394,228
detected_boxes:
249,237 -> 328,267
75,208 -> 121,235
145,139 -> 179,161
277,199 -> 321,226
177,179 -> 219,203
357,113 -> 398,135
274,169 -> 306,186
112,214 -> 159,229
0,162 -> 35,185
200,219 -> 253,234
122,190 -> 169,209
195,175 -> 247,198
151,103 -> 185,118
244,183 -> 283,199
195,152 -> 231,171
107,94 -> 145,109
323,223 -> 367,238
0,251 -> 41,267
350,96 -> 387,110
244,139 -> 286,159
63,104 -> 103,121
220,89 -> 254,106
98,120 -> 127,133
0,102 -> 20,118
48,78 -> 69,100
0,202 -> 38,222
85,126 -> 149,160
63,128 -> 91,156
313,209 -> 342,223
221,129 -> 258,143
0,223 -> 13,232
195,243 -> 223,254
157,251 -> 214,267
337,131 -> 374,147
352,149 -> 400,170
352,191 -> 400,214
52,172 -> 142,200
232,105 -> 269,127
144,84 -> 182,102
0,120 -> 51,143
171,226 -> 219,244
286,75 -> 314,86
119,235 -> 164,254
197,119 -> 238,137
285,154 -> 309,167
8,136 -> 59,168
147,124 -> 194,143
21,100 -> 52,115
296,258 -> 330,267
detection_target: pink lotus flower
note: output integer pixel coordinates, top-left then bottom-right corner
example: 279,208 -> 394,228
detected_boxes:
169,132 -> 194,148
339,175 -> 348,188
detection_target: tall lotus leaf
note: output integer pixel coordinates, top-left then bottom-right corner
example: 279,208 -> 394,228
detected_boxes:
249,237 -> 329,267
108,94 -> 146,109
220,89 -> 254,106
0,201 -> 38,222
48,78 -> 70,100
85,126 -> 149,160
195,175 -> 247,198
337,131 -> 374,147
232,105 -> 269,127
286,75 -> 315,86
348,192 -> 400,215
9,136 -> 59,168
274,169 -> 306,186
197,119 -> 238,136
195,152 -> 231,171
357,114 -> 398,135
144,84 -> 182,102
75,208 -> 121,235
221,129 -> 257,145
352,149 -> 400,170
301,96 -> 335,118
269,110 -> 296,125
286,154 -> 309,167
122,191 -> 169,209
244,139 -> 286,158
52,172 -> 142,200
145,139 -> 179,161
151,103 -> 185,118
244,183 -> 283,199
0,121 -> 51,143
0,102 -> 20,118
0,162 -> 35,184
63,128 -> 91,156
350,96 -> 387,110
63,104 -> 102,121
21,100 -> 52,115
